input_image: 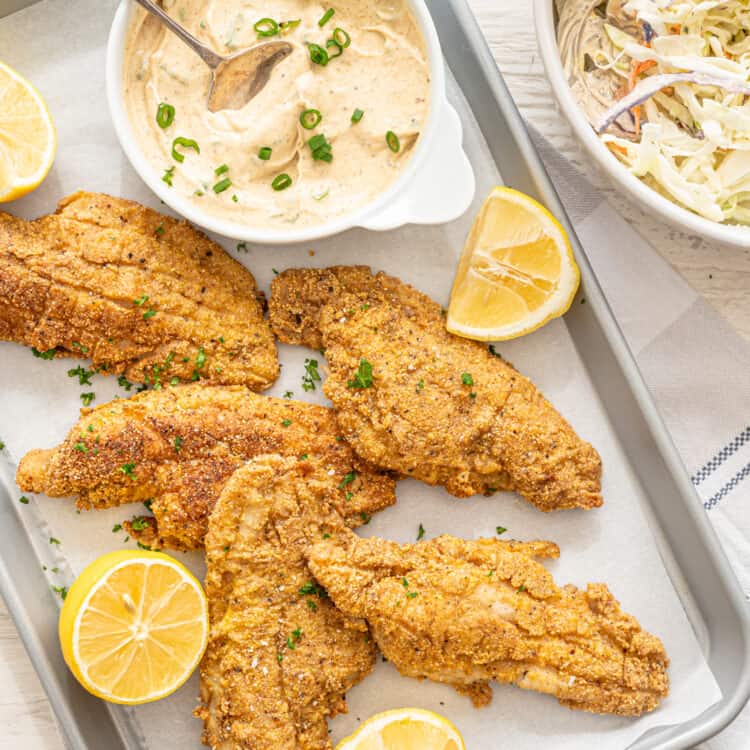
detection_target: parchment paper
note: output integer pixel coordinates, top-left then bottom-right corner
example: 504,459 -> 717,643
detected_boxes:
0,1 -> 722,748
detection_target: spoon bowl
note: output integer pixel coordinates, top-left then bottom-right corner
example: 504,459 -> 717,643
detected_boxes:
132,0 -> 292,111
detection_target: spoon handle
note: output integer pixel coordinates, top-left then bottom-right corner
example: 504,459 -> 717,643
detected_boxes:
131,0 -> 224,69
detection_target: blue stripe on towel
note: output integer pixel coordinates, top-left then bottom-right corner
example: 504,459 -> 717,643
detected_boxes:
692,426 -> 750,486
704,462 -> 750,510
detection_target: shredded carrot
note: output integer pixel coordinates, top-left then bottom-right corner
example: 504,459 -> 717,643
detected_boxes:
629,60 -> 657,91
626,60 -> 657,137
608,142 -> 629,156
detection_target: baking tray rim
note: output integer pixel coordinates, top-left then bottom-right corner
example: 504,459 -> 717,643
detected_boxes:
0,0 -> 747,748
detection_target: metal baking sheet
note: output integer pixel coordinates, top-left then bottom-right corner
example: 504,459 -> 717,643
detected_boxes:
0,1 -> 748,748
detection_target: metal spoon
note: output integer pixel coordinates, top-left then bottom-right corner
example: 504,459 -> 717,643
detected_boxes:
133,0 -> 292,112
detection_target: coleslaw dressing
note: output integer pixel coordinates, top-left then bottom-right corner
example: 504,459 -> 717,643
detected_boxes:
123,0 -> 430,229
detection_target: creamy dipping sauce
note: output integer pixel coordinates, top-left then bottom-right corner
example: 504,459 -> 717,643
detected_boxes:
123,0 -> 431,230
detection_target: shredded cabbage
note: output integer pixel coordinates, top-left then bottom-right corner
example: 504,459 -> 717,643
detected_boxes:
561,0 -> 750,225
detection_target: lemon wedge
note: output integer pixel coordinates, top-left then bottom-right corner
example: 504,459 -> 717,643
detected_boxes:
336,708 -> 466,750
0,60 -> 57,202
59,550 -> 208,705
447,186 -> 580,341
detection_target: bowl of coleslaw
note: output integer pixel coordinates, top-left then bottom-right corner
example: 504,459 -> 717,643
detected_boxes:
535,0 -> 750,247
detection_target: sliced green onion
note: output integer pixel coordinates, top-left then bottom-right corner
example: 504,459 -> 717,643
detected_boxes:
254,18 -> 279,37
258,146 -> 273,160
308,134 -> 333,162
332,27 -> 350,48
300,108 -> 322,129
215,163 -> 229,176
156,102 -> 175,129
171,137 -> 200,163
351,108 -> 364,123
272,173 -> 293,191
326,39 -> 343,59
162,166 -> 175,186
279,19 -> 301,33
386,130 -> 400,153
213,177 -> 232,193
308,134 -> 327,151
318,8 -> 335,26
308,43 -> 329,66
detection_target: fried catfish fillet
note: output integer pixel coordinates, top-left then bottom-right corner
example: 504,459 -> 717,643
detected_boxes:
306,533 -> 669,716
196,455 -> 375,750
16,385 -> 396,550
0,191 -> 278,389
269,266 -> 602,510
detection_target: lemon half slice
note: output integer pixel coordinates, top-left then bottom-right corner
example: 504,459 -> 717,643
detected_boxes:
0,60 -> 57,202
447,186 -> 580,341
336,708 -> 466,750
59,550 -> 208,705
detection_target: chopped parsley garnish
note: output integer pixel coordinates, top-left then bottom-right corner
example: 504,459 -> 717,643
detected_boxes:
119,462 -> 137,479
306,600 -> 318,611
191,347 -> 207,381
118,375 -> 133,391
134,294 -> 149,306
143,499 -> 153,511
359,512 -> 371,525
52,585 -> 68,600
155,224 -> 165,236
299,453 -> 308,461
68,365 -> 94,385
237,242 -> 248,252
72,341 -> 89,353
32,347 -> 57,360
137,542 -> 152,551
80,392 -> 95,407
488,344 -> 501,358
73,442 -> 88,453
517,585 -> 527,593
173,436 -> 183,452
496,526 -> 507,535
417,523 -> 425,541
339,471 -> 356,489
49,537 -> 60,545
461,372 -> 474,386
130,517 -> 150,531
416,378 -> 424,392
298,581 -> 327,598
283,390 -> 294,399
112,524 -> 122,533
347,358 -> 373,389
281,419 -> 292,427
302,358 -> 321,391
143,308 -> 157,320
18,496 -> 29,505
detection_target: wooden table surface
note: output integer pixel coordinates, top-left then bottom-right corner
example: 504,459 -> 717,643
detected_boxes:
1,2 -> 748,749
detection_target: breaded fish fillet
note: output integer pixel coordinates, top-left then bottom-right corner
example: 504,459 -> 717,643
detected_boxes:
0,191 -> 278,389
16,385 -> 396,550
306,533 -> 669,716
269,266 -> 602,510
196,456 -> 375,749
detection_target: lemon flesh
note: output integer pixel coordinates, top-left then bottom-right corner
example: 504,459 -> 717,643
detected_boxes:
447,186 -> 580,341
0,60 -> 56,202
59,550 -> 208,705
336,708 -> 465,750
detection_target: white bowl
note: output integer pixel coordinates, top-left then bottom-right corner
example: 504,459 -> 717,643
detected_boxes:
106,0 -> 475,244
534,0 -> 750,248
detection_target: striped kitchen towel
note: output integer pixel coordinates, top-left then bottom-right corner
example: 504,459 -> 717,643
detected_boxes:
531,127 -> 750,750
